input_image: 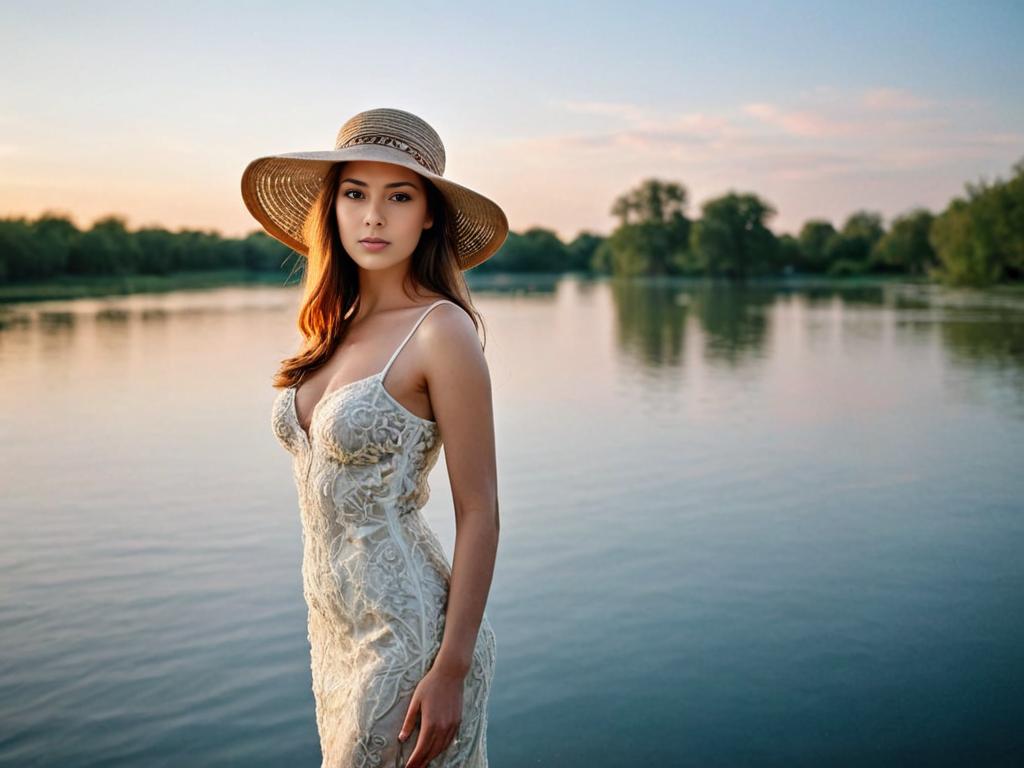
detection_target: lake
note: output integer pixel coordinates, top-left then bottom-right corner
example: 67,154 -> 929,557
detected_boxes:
1,275 -> 1022,767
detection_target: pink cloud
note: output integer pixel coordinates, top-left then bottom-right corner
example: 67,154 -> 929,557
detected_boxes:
861,87 -> 932,111
743,103 -> 858,137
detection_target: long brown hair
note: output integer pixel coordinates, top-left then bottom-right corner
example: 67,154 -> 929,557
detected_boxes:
272,161 -> 485,389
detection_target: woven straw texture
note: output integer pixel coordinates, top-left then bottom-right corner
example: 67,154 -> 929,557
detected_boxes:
241,108 -> 508,271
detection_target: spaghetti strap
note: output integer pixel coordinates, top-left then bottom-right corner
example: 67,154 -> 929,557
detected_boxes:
380,299 -> 456,379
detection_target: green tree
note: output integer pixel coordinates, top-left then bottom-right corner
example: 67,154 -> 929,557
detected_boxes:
135,227 -> 176,275
604,178 -> 693,276
0,218 -> 35,281
590,239 -> 613,274
170,229 -> 233,271
965,158 -> 1024,280
31,212 -> 77,277
485,227 -> 568,272
840,210 -> 885,271
999,158 -> 1024,278
873,208 -> 936,275
797,220 -> 837,273
929,158 -> 1024,286
68,216 -> 142,275
242,231 -> 295,271
776,233 -> 802,274
611,179 -> 688,226
823,235 -> 867,276
691,192 -> 779,279
566,231 -> 604,272
930,198 -> 1002,285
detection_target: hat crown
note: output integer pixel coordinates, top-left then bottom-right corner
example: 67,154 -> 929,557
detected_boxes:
334,108 -> 446,176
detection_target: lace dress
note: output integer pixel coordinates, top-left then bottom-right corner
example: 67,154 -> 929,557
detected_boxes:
270,299 -> 497,767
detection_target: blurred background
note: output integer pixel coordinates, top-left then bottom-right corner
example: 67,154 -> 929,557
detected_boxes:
2,1 -> 1022,766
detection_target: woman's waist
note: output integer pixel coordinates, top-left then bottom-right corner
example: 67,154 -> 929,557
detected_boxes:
303,523 -> 450,582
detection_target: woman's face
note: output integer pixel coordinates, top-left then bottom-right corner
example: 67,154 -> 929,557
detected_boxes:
335,160 -> 433,271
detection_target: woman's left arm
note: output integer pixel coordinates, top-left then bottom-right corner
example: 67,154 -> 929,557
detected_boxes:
424,305 -> 499,674
398,304 -> 499,764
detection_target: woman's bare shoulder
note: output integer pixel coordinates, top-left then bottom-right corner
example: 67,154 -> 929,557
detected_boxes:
418,300 -> 482,361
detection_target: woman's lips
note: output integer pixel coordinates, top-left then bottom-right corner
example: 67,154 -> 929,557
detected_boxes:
360,239 -> 390,252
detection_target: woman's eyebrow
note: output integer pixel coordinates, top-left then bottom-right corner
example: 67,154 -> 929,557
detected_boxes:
340,178 -> 418,189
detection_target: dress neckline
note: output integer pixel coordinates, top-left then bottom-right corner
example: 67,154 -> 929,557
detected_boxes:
289,299 -> 453,442
288,372 -> 437,447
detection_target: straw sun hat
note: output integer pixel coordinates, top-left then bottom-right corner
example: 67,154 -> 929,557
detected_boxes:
240,107 -> 509,270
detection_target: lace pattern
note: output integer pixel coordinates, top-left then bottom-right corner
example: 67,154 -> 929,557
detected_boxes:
270,300 -> 496,767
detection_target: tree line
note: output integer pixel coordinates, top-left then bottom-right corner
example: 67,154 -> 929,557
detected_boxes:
584,155 -> 1023,286
1,156 -> 1021,288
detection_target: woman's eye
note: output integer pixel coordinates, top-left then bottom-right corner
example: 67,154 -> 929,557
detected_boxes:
342,190 -> 411,202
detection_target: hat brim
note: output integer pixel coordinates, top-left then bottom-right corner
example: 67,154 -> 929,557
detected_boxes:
240,143 -> 508,270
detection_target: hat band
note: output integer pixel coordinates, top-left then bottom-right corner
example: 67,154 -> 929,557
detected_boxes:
338,134 -> 440,175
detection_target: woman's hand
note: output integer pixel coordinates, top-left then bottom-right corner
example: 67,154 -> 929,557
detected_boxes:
398,665 -> 465,768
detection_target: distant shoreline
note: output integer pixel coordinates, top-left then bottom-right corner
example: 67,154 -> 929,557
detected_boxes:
6,269 -> 1021,306
0,270 -> 295,303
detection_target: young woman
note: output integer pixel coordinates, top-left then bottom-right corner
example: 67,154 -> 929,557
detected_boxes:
241,108 -> 508,768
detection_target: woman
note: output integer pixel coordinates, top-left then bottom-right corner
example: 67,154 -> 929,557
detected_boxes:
241,107 -> 507,768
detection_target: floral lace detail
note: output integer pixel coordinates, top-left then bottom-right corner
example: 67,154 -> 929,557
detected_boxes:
271,385 -> 305,456
319,380 -> 408,466
268,299 -> 495,767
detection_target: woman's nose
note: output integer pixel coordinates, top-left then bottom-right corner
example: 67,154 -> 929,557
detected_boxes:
364,201 -> 385,227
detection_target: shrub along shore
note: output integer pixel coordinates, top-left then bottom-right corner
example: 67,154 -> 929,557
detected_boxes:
2,156 -> 1021,301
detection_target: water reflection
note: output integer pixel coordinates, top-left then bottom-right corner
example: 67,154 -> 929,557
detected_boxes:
599,277 -> 1024,413
609,279 -> 690,368
1,275 -> 1022,767
4,276 -> 1023,407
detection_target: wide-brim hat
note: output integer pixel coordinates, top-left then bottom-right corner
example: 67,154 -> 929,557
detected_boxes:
240,107 -> 509,271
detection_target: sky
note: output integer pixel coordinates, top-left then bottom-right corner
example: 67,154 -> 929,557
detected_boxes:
1,0 -> 1023,242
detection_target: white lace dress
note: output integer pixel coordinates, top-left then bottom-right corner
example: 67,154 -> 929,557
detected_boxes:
270,299 -> 497,767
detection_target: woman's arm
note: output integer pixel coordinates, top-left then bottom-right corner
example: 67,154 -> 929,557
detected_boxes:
421,303 -> 499,675
398,303 -> 499,767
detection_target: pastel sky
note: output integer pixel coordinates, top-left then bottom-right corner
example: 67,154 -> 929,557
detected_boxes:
2,0 -> 1022,242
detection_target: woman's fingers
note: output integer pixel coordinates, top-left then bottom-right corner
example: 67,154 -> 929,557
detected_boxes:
416,721 -> 462,767
398,693 -> 420,744
442,723 -> 460,753
404,723 -> 440,768
399,675 -> 463,766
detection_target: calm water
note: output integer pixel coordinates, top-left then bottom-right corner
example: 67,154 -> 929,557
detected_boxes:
1,276 -> 1022,767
